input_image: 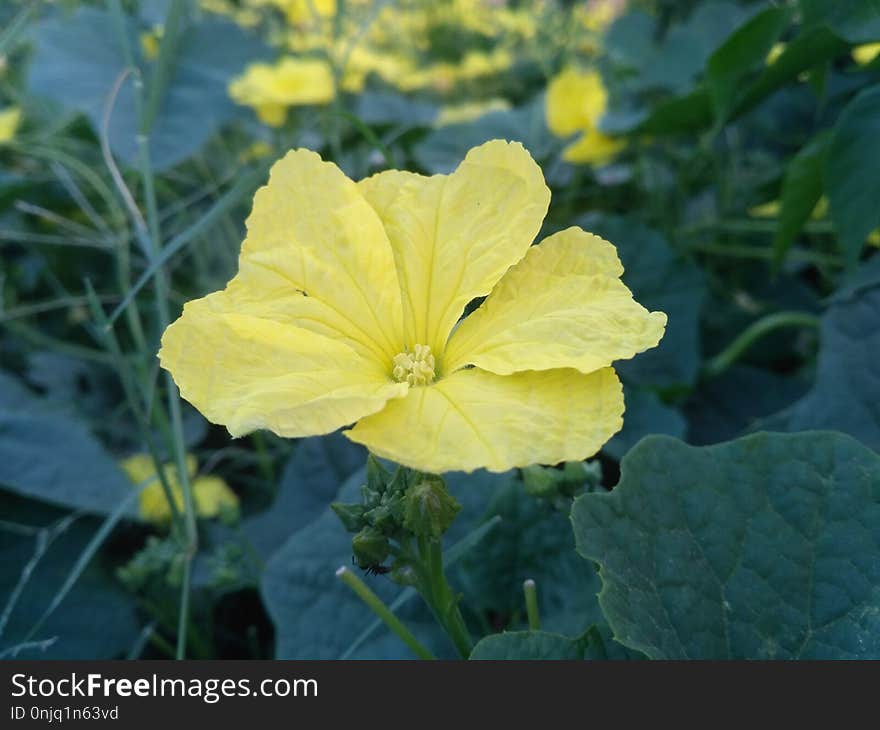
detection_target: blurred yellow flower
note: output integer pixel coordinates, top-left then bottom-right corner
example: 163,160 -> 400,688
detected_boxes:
160,141 -> 665,473
436,98 -> 511,126
122,454 -> 239,525
766,42 -> 786,65
278,0 -> 337,26
852,42 -> 880,65
140,31 -> 161,61
228,57 -> 335,126
239,140 -> 275,162
0,106 -> 21,143
546,67 -> 624,165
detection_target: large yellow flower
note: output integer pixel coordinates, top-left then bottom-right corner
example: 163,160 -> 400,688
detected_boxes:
160,141 -> 665,473
545,67 -> 624,165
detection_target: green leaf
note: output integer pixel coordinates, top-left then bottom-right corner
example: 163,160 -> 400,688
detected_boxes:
355,91 -> 438,127
604,388 -> 686,462
580,216 -> 707,387
733,25 -> 848,119
758,283 -> 880,452
413,98 -> 554,174
241,434 -> 365,561
706,7 -> 792,122
0,494 -> 139,659
456,480 -> 603,636
470,631 -> 586,660
773,133 -> 828,268
636,24 -> 848,136
581,624 -> 647,660
572,432 -> 880,659
636,88 -> 714,135
27,8 -> 267,170
826,84 -> 880,269
801,0 -> 880,44
633,2 -> 752,94
686,365 -> 809,446
0,372 -> 135,517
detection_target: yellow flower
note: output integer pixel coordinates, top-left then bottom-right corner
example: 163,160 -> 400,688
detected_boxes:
0,106 -> 22,143
436,98 -> 512,126
766,42 -> 786,65
159,141 -> 666,474
228,57 -> 335,126
121,453 -> 239,524
140,24 -> 164,61
852,42 -> 880,66
546,67 -> 624,165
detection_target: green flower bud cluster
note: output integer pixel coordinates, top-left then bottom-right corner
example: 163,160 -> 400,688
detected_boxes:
331,457 -> 461,573
117,535 -> 185,592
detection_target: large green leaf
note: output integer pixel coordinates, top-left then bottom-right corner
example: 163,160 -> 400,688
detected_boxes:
0,372 -> 136,517
758,284 -> 880,452
27,7 -> 267,170
470,631 -> 586,660
826,84 -> 880,268
241,434 -> 365,561
604,388 -> 686,461
706,7 -> 791,123
456,480 -> 603,637
572,432 -> 880,659
580,216 -> 706,387
0,494 -> 139,659
470,625 -> 645,660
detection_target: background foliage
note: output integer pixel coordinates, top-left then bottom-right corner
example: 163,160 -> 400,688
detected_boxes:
1,0 -> 879,660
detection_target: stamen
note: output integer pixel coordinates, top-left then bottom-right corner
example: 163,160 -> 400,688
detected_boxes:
391,344 -> 436,386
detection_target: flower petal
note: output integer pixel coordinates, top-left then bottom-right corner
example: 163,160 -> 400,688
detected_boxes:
358,139 -> 550,354
238,148 -> 404,362
545,67 -> 607,137
159,288 -> 407,439
443,227 -> 667,376
346,367 -> 623,474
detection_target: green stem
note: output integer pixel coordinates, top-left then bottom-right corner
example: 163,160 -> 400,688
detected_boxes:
703,310 -> 820,379
523,579 -> 540,631
418,536 -> 473,659
336,567 -> 436,660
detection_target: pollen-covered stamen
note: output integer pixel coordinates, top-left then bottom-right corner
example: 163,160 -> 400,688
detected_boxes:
391,344 -> 436,386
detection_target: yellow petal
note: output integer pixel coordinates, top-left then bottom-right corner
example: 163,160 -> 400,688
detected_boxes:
852,42 -> 880,66
545,67 -> 607,137
0,107 -> 22,144
562,130 -> 625,165
346,367 -> 624,474
193,475 -> 239,520
237,148 -> 404,362
159,287 -> 407,439
443,227 -> 666,376
358,139 -> 550,354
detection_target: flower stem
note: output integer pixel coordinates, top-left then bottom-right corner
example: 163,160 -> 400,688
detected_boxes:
336,567 -> 436,660
416,535 -> 473,659
702,310 -> 820,379
523,579 -> 541,631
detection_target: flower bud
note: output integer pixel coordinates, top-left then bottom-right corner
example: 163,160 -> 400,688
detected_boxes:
403,475 -> 461,538
352,526 -> 390,568
331,501 -> 367,532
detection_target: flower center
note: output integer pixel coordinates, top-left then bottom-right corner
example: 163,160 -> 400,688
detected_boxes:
391,344 -> 436,386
